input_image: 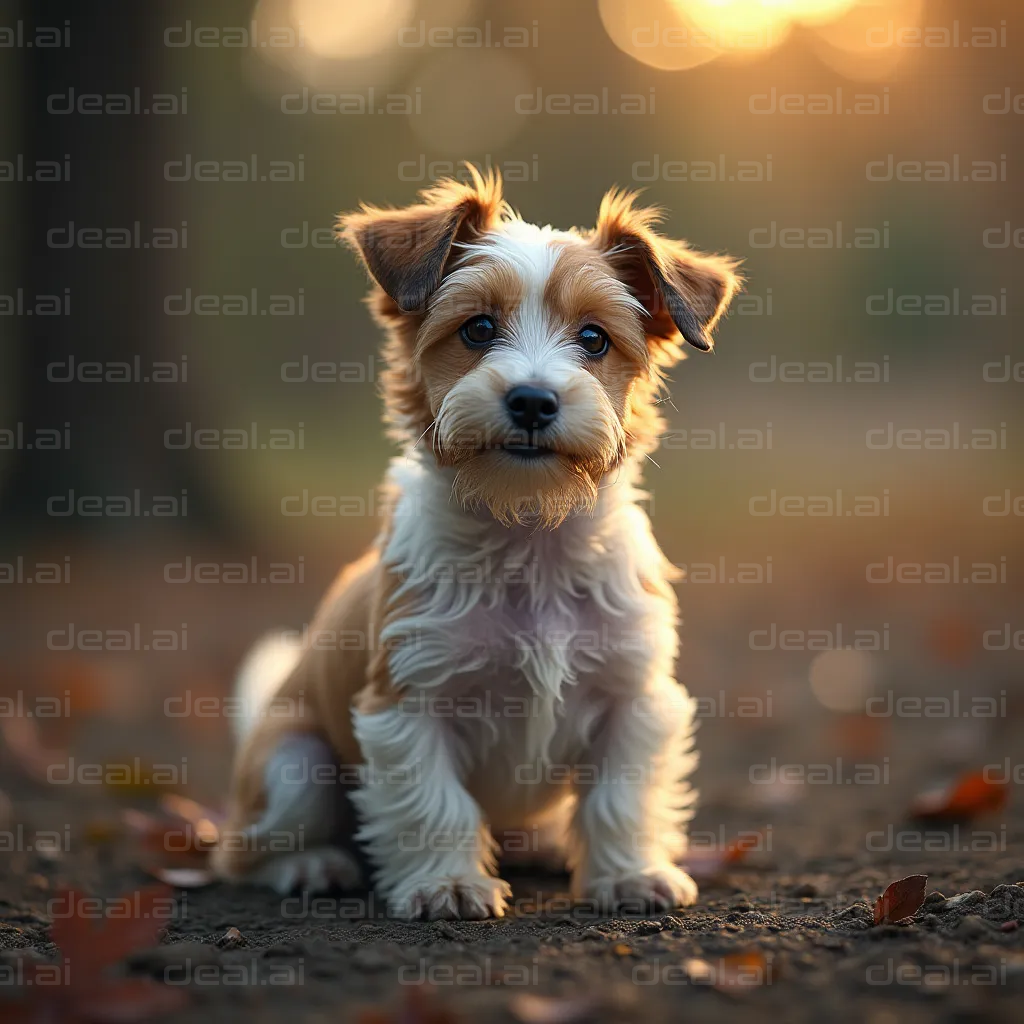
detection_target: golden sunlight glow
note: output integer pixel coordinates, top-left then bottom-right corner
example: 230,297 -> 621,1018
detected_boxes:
811,0 -> 924,79
603,0 -> 925,77
290,0 -> 415,59
599,0 -> 724,72
674,0 -> 858,39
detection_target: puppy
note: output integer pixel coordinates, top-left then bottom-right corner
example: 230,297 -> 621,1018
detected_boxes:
212,168 -> 740,919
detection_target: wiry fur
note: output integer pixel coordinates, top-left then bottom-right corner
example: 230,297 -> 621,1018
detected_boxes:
213,169 -> 740,918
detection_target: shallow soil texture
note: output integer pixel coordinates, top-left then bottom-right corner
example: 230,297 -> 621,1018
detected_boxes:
1,790 -> 1022,1024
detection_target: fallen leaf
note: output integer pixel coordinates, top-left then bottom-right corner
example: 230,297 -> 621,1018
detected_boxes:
873,874 -> 928,924
684,831 -> 765,880
718,951 -> 771,993
7,885 -> 187,1023
510,993 -> 597,1024
910,771 -> 1008,821
159,794 -> 223,842
356,985 -> 459,1024
123,798 -> 220,874
685,951 -> 771,993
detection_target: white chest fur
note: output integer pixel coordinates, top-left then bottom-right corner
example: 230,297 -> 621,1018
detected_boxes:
379,453 -> 680,796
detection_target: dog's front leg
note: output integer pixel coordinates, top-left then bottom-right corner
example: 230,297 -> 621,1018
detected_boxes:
351,697 -> 510,920
571,678 -> 699,912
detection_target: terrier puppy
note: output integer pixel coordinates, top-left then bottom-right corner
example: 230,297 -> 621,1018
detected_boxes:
212,169 -> 740,919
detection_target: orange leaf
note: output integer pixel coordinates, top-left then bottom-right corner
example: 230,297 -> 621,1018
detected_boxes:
684,830 -> 765,879
725,830 -> 765,864
123,803 -> 217,872
909,770 -> 1007,821
12,885 -> 187,1023
356,985 -> 458,1024
51,886 -> 176,971
873,874 -> 928,924
685,951 -> 772,993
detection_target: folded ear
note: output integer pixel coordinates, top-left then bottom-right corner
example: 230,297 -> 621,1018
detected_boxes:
338,167 -> 504,313
591,189 -> 741,358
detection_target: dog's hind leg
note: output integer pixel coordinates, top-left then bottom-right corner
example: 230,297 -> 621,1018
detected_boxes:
214,732 -> 362,893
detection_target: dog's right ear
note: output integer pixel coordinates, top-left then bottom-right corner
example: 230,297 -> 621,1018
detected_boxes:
337,167 -> 504,313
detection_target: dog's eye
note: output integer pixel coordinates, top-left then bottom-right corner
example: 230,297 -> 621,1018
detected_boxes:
578,325 -> 610,358
460,315 -> 496,347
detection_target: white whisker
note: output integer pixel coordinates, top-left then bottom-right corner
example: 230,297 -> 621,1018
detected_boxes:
413,420 -> 436,450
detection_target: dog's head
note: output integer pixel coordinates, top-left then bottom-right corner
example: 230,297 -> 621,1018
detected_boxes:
339,168 -> 740,528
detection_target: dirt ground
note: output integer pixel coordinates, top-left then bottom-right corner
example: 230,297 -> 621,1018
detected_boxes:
1,784 -> 1021,1023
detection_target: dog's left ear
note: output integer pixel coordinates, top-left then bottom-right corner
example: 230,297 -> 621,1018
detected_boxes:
591,189 -> 742,358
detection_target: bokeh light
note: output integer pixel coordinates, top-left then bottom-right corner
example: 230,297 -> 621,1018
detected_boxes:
809,649 -> 876,713
290,0 -> 416,59
599,0 -> 724,72
602,0 -> 925,78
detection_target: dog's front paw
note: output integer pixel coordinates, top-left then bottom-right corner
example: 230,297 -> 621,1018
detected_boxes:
387,873 -> 511,920
584,863 -> 697,912
247,846 -> 362,894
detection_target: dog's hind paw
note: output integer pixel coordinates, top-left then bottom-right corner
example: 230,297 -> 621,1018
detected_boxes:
247,846 -> 362,894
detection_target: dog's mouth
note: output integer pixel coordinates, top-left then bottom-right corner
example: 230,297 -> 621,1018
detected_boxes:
501,442 -> 557,460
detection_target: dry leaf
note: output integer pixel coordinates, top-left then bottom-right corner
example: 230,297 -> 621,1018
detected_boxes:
159,795 -> 222,844
873,874 -> 928,924
685,951 -> 771,993
717,951 -> 771,993
356,985 -> 459,1024
910,771 -> 1008,821
684,831 -> 764,880
123,798 -> 220,874
7,885 -> 187,1023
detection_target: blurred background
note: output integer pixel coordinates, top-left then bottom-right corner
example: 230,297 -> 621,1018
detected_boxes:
0,0 -> 1022,857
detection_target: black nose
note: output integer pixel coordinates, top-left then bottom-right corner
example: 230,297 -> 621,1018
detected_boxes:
505,385 -> 559,432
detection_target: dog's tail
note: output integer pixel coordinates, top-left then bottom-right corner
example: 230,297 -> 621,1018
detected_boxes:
232,631 -> 303,743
